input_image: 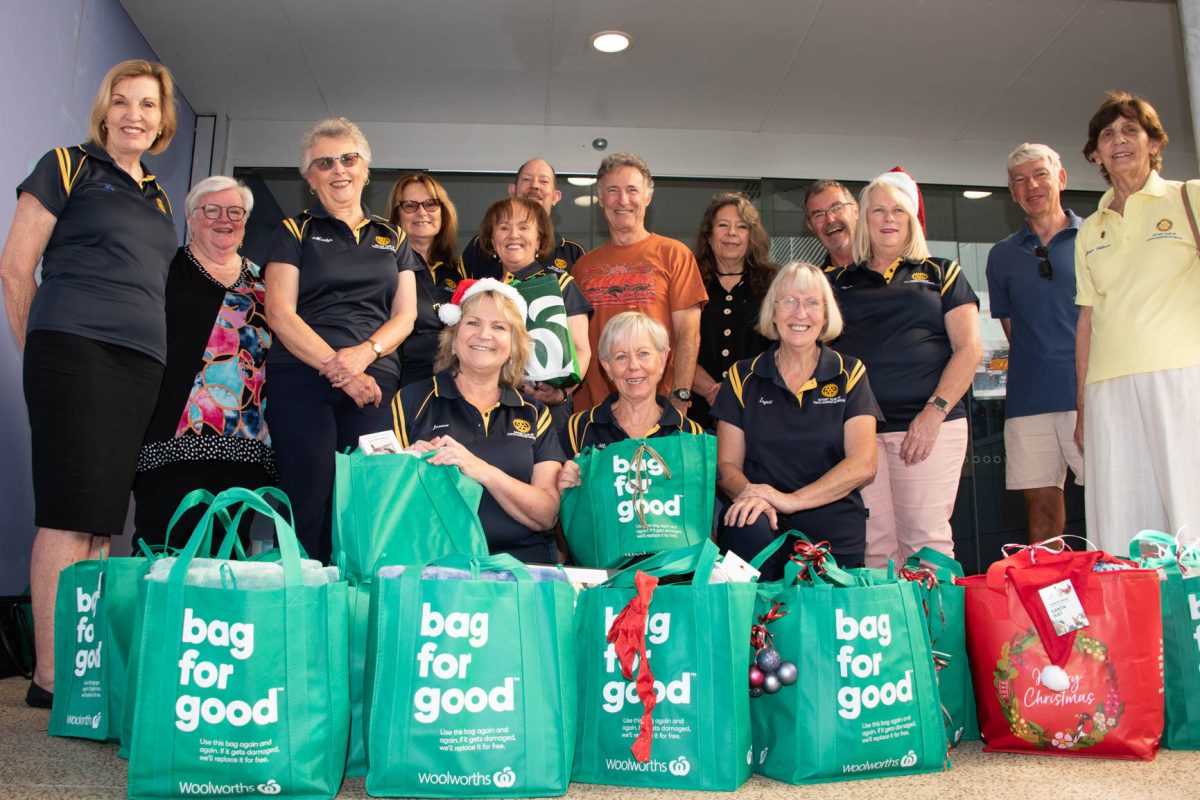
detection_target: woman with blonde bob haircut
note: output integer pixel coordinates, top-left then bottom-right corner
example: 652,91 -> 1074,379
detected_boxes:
392,280 -> 566,562
1,58 -> 181,707
713,261 -> 882,579
831,170 -> 982,569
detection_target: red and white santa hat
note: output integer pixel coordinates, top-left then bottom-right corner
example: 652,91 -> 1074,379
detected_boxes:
875,166 -> 927,235
438,278 -> 528,326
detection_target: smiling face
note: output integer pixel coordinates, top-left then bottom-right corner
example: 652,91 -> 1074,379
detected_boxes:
190,186 -> 247,254
398,181 -> 442,246
772,286 -> 826,352
510,159 -> 561,214
103,75 -> 163,161
454,294 -> 513,377
709,204 -> 750,267
304,135 -> 367,210
599,165 -> 652,238
491,208 -> 542,271
805,187 -> 858,257
1094,115 -> 1157,185
864,186 -> 913,257
1009,158 -> 1066,219
602,332 -> 666,404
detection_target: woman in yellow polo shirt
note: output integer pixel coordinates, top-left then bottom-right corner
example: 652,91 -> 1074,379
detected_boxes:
1074,90 -> 1200,552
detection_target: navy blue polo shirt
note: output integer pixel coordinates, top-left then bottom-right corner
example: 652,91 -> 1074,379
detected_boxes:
265,203 -> 423,378
401,256 -> 466,385
711,342 -> 883,550
563,393 -> 704,456
830,257 -> 978,432
461,233 -> 585,280
985,212 -> 1081,418
391,370 -> 566,562
18,143 -> 178,361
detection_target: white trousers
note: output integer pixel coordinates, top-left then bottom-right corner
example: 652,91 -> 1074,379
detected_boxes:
1084,364 -> 1200,554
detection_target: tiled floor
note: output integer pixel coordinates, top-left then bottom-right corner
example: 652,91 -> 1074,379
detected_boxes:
3,677 -> 1196,799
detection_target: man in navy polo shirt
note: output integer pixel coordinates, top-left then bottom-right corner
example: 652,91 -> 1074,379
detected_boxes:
985,143 -> 1083,542
461,157 -> 585,279
804,179 -> 859,273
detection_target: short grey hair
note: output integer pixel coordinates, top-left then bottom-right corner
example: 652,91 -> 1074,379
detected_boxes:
184,176 -> 254,219
1007,143 -> 1063,177
596,151 -> 654,191
298,116 -> 372,175
758,261 -> 843,342
598,312 -> 670,362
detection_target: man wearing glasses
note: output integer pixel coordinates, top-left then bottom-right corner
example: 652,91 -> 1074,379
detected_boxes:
985,143 -> 1084,542
461,157 -> 585,280
803,179 -> 859,272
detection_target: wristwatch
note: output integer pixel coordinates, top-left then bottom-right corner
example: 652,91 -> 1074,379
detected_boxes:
367,339 -> 383,360
670,388 -> 693,403
927,394 -> 950,414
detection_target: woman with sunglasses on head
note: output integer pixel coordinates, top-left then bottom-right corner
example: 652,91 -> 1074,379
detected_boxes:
0,59 -> 179,708
829,170 -> 982,569
263,116 -> 421,561
387,173 -> 467,387
132,176 -> 274,550
714,262 -> 882,580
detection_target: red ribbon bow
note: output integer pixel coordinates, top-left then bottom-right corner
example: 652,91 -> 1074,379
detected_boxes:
606,570 -> 660,762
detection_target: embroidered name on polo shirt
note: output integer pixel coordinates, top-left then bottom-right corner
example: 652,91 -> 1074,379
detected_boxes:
311,235 -> 333,243
757,397 -> 774,406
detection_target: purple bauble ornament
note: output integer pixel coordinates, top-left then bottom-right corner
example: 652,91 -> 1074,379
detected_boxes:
749,665 -> 765,687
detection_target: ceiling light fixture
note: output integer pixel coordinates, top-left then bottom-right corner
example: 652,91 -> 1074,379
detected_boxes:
567,177 -> 597,187
573,196 -> 596,207
963,190 -> 992,200
591,31 -> 631,54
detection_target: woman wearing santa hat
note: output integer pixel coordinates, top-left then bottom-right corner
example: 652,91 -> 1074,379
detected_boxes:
829,170 -> 982,568
390,278 -> 566,562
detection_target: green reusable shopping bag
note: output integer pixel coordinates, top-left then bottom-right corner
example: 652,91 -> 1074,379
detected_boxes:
747,533 -> 946,784
560,433 -> 717,568
344,579 -> 372,777
364,554 -> 576,797
333,449 -> 487,582
572,540 -> 756,791
511,272 -> 580,386
1130,530 -> 1200,749
52,489 -> 236,743
902,547 -> 980,746
126,487 -> 350,799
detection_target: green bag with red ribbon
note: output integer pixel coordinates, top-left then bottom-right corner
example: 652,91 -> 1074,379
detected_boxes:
746,532 -> 947,784
572,540 -> 756,790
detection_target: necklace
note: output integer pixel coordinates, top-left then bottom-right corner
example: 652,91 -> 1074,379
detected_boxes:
184,245 -> 247,290
715,270 -> 745,276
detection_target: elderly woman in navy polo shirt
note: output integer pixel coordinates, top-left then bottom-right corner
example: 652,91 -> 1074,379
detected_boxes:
1,60 -> 180,708
264,116 -> 420,562
557,312 -> 704,472
391,279 -> 565,563
830,171 -> 982,568
714,262 -> 882,579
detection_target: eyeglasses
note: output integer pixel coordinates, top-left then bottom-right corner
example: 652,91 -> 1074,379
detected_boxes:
397,198 -> 442,214
776,296 -> 824,313
307,152 -> 361,172
198,204 -> 246,222
807,201 -> 854,224
1034,245 -> 1053,280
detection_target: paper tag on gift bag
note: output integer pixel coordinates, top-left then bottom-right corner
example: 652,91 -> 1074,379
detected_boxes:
1038,579 -> 1090,635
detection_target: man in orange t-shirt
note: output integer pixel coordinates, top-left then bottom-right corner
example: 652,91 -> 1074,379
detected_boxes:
571,152 -> 707,413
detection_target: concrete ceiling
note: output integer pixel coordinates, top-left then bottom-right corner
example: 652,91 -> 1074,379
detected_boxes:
120,0 -> 1195,188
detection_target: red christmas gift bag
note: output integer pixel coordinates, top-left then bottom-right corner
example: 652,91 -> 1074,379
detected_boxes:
962,540 -> 1163,760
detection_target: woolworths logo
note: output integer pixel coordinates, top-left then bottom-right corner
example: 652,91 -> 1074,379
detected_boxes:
841,750 -> 918,774
415,767 -> 516,787
176,778 -> 280,795
604,755 -> 692,776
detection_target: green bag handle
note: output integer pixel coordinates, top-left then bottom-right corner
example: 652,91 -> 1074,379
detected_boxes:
162,488 -> 237,557
420,552 -> 536,583
903,546 -> 965,581
217,486 -> 308,561
414,453 -> 488,554
1127,529 -> 1200,570
605,539 -> 720,587
746,529 -> 858,588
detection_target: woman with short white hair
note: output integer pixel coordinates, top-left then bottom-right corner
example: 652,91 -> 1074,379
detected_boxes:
830,171 -> 982,568
133,175 -> 274,549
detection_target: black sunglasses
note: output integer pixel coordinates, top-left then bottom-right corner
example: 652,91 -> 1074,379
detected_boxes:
1034,245 -> 1053,280
307,152 -> 361,172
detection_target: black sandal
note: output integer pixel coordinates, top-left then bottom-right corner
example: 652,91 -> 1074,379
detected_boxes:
25,680 -> 52,709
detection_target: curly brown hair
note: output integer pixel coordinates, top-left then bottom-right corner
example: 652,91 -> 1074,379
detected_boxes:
693,192 -> 777,294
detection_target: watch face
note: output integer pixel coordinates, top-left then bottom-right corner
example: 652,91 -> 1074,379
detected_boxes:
673,389 -> 692,401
